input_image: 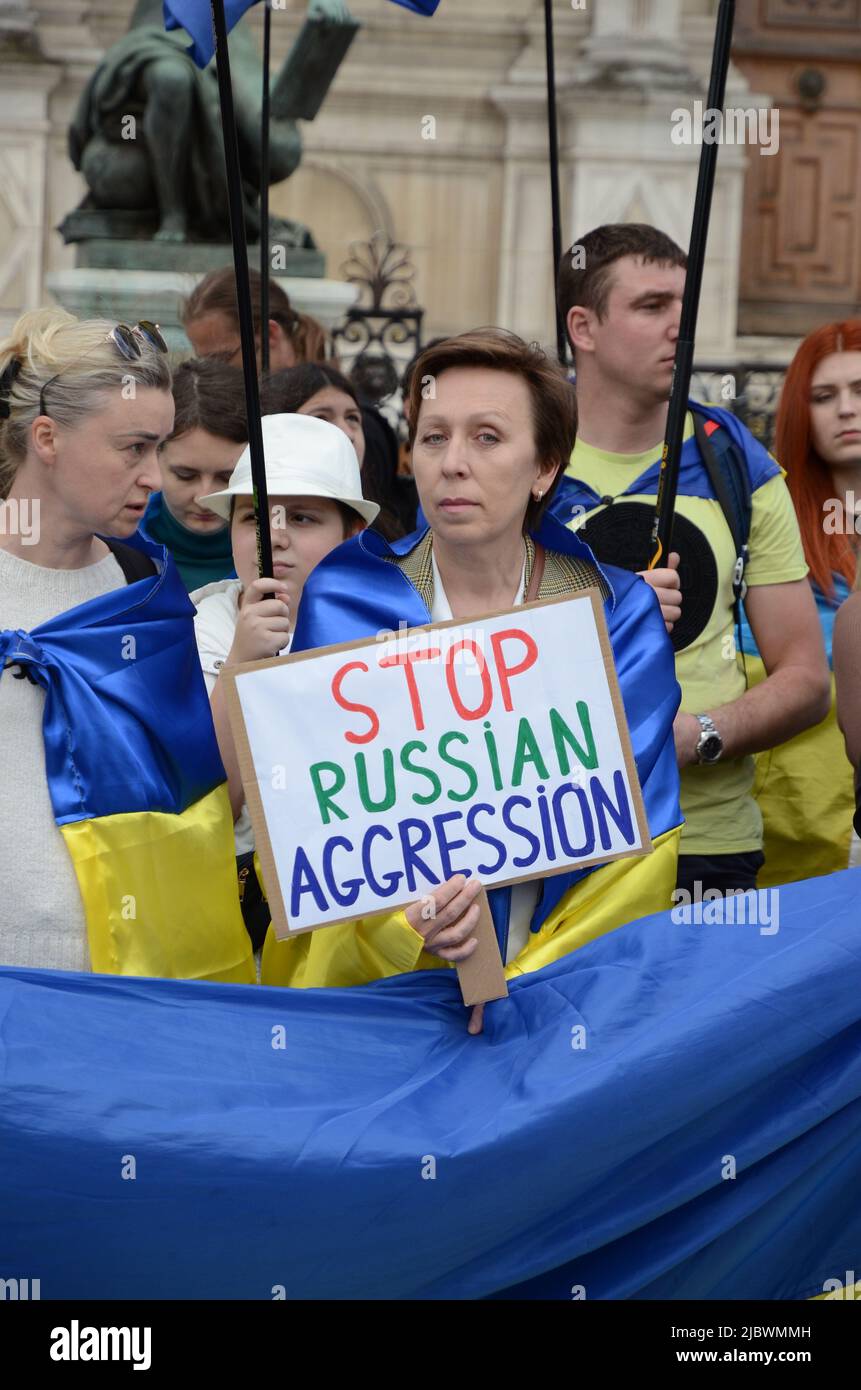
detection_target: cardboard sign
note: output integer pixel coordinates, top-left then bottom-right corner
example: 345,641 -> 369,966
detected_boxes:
224,589 -> 651,941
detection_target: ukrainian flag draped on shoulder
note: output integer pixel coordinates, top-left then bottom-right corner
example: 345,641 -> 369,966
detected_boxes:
262,514 -> 682,988
0,535 -> 254,983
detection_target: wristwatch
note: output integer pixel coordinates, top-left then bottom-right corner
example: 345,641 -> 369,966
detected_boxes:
694,714 -> 723,764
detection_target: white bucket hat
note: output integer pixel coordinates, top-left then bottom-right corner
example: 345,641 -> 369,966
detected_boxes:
197,413 -> 380,526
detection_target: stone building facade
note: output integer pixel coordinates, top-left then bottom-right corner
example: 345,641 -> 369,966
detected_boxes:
0,0 -> 791,362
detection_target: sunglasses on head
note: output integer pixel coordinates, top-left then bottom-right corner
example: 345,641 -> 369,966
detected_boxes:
39,321 -> 169,418
110,320 -> 168,360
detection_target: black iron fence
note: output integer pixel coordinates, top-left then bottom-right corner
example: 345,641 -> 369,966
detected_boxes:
332,232 -> 423,407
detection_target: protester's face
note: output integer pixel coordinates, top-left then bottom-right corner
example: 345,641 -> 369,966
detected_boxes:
268,325 -> 298,372
157,427 -> 243,534
232,494 -> 358,610
572,255 -> 685,403
809,352 -> 861,469
298,387 -> 365,466
185,313 -> 296,374
39,387 -> 173,539
412,367 -> 557,544
185,312 -> 242,365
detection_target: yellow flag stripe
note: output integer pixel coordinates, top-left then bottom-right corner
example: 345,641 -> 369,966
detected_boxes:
62,784 -> 254,983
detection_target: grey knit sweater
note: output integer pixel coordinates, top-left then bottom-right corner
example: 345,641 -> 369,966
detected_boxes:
0,545 -> 124,971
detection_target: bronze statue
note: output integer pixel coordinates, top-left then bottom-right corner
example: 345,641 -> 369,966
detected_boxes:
63,0 -> 357,247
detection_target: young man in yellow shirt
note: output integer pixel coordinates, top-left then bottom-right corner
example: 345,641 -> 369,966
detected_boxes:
555,223 -> 830,895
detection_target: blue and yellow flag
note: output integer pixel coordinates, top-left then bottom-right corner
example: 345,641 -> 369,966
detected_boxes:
1,865 -> 859,1298
739,585 -> 855,886
261,513 -> 683,989
0,536 -> 253,983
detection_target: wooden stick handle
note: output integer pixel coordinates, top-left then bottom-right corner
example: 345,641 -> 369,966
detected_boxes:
455,888 -> 509,1006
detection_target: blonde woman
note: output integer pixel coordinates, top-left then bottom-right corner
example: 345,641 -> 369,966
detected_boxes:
0,308 -> 253,982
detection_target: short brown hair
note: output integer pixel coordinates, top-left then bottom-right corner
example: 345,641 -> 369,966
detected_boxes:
182,266 -> 333,365
259,362 -> 358,416
169,358 -> 247,443
407,328 -> 576,532
557,223 -> 687,344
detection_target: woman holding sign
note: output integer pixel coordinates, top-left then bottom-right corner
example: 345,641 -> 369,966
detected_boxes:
259,330 -> 683,1026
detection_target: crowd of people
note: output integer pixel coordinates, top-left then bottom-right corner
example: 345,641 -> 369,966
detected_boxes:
1,225 -> 859,1024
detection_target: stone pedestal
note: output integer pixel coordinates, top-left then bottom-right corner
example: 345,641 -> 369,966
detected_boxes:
45,267 -> 359,353
69,236 -> 325,279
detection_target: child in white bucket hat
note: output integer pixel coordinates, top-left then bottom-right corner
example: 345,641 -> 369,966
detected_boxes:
190,413 -> 379,874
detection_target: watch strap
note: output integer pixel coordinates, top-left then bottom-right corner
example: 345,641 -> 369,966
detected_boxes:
694,713 -> 722,763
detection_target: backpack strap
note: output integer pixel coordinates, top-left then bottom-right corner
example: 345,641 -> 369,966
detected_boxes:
690,406 -> 753,682
103,537 -> 158,585
690,407 -> 752,615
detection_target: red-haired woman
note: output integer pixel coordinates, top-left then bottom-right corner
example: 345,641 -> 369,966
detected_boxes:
781,320 -> 861,620
741,321 -> 861,880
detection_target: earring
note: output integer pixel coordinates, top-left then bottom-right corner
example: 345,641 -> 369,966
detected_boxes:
533,488 -> 544,501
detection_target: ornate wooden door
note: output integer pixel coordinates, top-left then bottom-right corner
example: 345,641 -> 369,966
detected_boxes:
734,0 -> 861,335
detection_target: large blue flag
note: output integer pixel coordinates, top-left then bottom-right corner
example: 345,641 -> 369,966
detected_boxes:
1,866 -> 859,1298
163,0 -> 262,69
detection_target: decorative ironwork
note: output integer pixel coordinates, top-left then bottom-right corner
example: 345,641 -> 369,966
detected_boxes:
691,363 -> 787,451
333,232 -> 424,404
340,232 -> 419,312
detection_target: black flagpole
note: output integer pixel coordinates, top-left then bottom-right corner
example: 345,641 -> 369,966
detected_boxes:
260,0 -> 271,374
209,0 -> 273,578
648,0 -> 735,569
543,0 -> 566,365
